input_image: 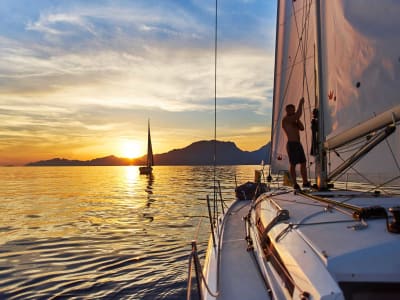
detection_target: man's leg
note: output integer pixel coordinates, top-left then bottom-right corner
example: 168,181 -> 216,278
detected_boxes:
290,164 -> 297,186
300,162 -> 309,186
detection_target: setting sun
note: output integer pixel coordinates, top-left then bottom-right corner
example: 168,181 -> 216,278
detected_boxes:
120,140 -> 143,159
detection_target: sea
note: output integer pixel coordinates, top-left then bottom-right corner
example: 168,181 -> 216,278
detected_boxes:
0,165 -> 258,299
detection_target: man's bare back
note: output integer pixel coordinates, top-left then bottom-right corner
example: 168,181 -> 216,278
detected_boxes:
282,98 -> 304,142
281,97 -> 310,188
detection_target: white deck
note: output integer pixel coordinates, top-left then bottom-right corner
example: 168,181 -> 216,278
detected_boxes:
216,200 -> 270,300
253,189 -> 400,298
203,188 -> 400,299
265,191 -> 400,269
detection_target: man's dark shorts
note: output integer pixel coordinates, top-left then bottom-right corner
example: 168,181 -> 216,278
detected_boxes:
286,141 -> 306,165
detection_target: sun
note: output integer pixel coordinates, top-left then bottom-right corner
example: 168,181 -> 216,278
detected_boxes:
120,140 -> 143,159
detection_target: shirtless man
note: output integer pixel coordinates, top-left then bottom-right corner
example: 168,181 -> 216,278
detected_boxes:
282,97 -> 310,189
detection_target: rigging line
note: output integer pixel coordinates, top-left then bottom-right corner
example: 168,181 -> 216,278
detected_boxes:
301,0 -> 313,115
299,5 -> 306,99
213,0 -> 218,203
334,126 -> 396,153
303,1 -> 312,168
335,143 -> 371,155
298,219 -> 359,227
303,0 -> 313,112
289,0 -> 313,99
292,0 -> 313,176
383,132 -> 400,173
272,194 -> 353,216
334,121 -> 400,154
331,150 -> 375,185
364,175 -> 400,195
334,138 -> 371,153
272,197 -> 330,208
291,0 -> 313,109
276,54 -> 314,75
276,1 -> 313,113
298,191 -> 362,213
330,151 -> 391,195
274,6 -> 312,143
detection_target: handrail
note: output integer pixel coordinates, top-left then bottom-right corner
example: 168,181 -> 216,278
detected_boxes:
187,240 -> 220,300
186,241 -> 202,300
207,195 -> 217,249
187,180 -> 227,300
217,181 -> 225,215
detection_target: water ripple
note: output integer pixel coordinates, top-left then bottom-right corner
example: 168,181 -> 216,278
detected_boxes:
0,165 -> 256,298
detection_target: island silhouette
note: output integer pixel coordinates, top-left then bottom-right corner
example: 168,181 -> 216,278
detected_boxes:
26,140 -> 270,166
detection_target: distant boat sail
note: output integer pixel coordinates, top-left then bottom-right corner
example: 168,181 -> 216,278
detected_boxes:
139,120 -> 154,175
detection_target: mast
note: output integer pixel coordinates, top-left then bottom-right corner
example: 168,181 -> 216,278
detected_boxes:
314,0 -> 328,189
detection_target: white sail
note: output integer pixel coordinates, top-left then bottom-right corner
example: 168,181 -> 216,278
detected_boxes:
320,0 -> 400,184
272,0 -> 400,186
271,0 -> 318,176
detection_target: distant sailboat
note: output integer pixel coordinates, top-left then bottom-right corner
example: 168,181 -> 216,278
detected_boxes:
139,120 -> 154,175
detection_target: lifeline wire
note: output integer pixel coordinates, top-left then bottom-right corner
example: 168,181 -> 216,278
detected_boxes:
213,0 -> 218,204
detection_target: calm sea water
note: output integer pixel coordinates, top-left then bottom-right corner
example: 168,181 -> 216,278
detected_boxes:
0,165 -> 258,299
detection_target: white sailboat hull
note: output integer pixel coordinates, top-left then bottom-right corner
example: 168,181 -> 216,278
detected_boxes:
197,0 -> 400,298
202,200 -> 271,300
201,188 -> 400,299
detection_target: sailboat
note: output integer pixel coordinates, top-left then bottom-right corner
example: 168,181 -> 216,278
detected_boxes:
139,120 -> 154,175
189,1 -> 400,299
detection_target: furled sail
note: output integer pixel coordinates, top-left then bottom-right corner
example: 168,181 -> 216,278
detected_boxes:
272,0 -> 400,186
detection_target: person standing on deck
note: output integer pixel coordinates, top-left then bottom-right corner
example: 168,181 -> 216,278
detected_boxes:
282,97 -> 310,189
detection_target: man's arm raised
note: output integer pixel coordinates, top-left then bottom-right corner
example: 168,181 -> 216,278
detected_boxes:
295,97 -> 305,120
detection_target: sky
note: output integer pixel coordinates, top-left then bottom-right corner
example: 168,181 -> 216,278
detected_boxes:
0,0 -> 277,166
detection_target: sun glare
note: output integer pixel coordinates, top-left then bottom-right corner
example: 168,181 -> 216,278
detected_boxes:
120,140 -> 143,159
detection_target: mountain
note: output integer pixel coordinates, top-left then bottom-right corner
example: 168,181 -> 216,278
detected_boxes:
153,140 -> 270,165
27,155 -> 132,166
26,140 -> 270,166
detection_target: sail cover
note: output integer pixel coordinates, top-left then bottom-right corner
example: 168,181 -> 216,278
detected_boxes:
272,0 -> 400,186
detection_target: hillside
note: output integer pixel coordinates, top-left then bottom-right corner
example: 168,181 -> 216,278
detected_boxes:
26,140 -> 270,166
153,140 -> 270,165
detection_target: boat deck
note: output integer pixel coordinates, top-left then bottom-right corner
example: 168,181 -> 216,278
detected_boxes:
217,200 -> 270,300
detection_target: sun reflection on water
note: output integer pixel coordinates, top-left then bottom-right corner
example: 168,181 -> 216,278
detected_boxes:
124,166 -> 139,184
0,165 -> 259,299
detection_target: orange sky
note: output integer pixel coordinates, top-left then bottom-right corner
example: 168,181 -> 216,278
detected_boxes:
0,1 -> 276,166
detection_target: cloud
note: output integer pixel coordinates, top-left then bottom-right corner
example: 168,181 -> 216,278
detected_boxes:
24,2 -> 210,46
1,36 -> 273,112
0,0 -> 276,164
26,13 -> 94,36
2,1 -> 274,111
